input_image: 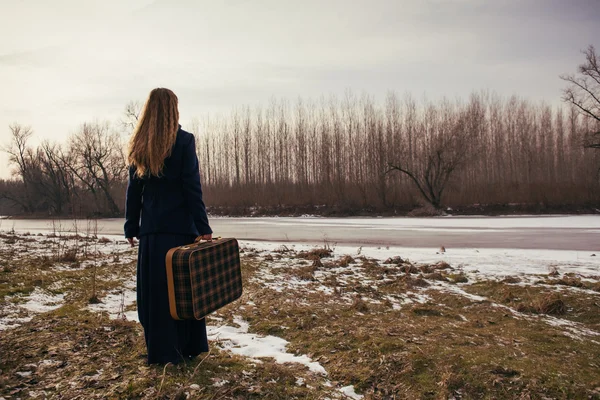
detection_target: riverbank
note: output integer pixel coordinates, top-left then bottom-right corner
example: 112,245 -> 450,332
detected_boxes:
2,201 -> 599,220
208,202 -> 600,217
3,214 -> 600,251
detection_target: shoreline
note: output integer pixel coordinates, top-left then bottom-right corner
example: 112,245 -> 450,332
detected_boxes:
1,201 -> 599,220
1,215 -> 599,252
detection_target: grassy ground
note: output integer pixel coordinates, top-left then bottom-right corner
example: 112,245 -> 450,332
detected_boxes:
1,231 -> 599,399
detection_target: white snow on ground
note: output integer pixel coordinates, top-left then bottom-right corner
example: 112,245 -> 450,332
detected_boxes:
254,268 -> 334,295
88,278 -> 138,322
240,241 -> 600,279
0,229 -> 135,267
0,230 -> 138,329
211,378 -> 229,388
544,315 -> 600,343
0,288 -> 64,331
207,315 -> 327,375
339,385 -> 364,399
20,288 -> 65,313
0,302 -> 32,331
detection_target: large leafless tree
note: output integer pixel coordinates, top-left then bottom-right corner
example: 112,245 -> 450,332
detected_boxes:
37,141 -> 76,215
561,45 -> 600,149
64,122 -> 126,216
121,100 -> 142,133
2,124 -> 37,212
386,99 -> 480,209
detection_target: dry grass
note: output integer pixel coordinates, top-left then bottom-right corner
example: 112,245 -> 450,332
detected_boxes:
383,256 -> 404,264
337,255 -> 355,267
243,279 -> 600,399
501,276 -> 521,284
515,293 -> 567,315
423,271 -> 449,281
297,247 -> 334,260
1,237 -> 600,399
447,273 -> 469,283
57,248 -> 78,262
465,280 -> 600,325
542,274 -> 600,292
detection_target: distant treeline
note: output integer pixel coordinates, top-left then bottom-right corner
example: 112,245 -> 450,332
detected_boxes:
195,92 -> 599,214
4,46 -> 600,217
1,122 -> 127,217
1,90 -> 599,218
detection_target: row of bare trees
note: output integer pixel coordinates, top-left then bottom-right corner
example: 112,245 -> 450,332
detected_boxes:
192,92 -> 599,212
195,45 -> 600,212
2,46 -> 599,216
1,123 -> 127,216
1,92 -> 598,217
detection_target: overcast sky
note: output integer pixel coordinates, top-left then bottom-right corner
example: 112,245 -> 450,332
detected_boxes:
1,0 -> 599,177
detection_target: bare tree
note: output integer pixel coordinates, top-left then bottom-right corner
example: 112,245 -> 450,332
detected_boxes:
121,100 -> 143,133
6,92 -> 598,217
561,45 -> 600,149
387,101 -> 479,209
64,122 -> 126,216
37,141 -> 76,215
2,124 -> 37,212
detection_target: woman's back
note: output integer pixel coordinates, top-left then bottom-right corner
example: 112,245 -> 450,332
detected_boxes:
125,127 -> 211,239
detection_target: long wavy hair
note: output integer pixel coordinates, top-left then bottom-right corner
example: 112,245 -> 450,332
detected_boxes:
128,88 -> 180,177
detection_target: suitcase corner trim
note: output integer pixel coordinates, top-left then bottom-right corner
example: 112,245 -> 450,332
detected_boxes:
165,247 -> 183,320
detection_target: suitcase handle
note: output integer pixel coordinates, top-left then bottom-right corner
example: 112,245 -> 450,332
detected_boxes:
181,236 -> 223,250
194,236 -> 222,243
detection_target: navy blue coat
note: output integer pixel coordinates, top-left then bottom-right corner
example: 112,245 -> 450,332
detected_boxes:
124,128 -> 212,238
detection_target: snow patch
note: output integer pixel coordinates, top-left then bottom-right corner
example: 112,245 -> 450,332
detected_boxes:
544,315 -> 600,340
207,316 -> 327,375
88,280 -> 138,322
339,385 -> 363,399
0,313 -> 32,331
0,288 -> 64,330
20,288 -> 65,313
211,379 -> 229,387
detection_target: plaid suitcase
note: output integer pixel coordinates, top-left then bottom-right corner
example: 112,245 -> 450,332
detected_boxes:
165,238 -> 242,320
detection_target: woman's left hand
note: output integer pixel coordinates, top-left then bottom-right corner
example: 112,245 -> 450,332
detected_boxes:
127,237 -> 137,247
196,233 -> 213,242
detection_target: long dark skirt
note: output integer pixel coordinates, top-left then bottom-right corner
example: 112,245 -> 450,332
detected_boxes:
137,234 -> 209,365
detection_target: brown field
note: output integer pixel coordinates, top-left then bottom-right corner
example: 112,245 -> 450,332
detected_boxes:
1,230 -> 599,399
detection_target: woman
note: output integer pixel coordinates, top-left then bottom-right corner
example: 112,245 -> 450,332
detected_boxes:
124,88 -> 213,365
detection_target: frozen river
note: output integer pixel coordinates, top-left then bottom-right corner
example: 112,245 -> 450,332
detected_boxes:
2,215 -> 599,251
